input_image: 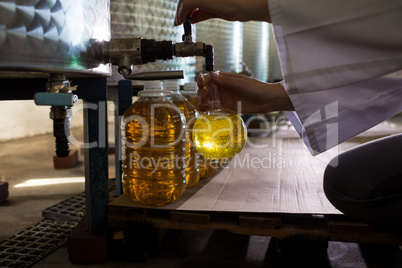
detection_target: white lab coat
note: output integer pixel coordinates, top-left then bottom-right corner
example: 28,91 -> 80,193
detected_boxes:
269,0 -> 402,155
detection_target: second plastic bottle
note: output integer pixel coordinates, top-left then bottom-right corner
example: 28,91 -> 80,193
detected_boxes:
164,81 -> 200,188
182,82 -> 220,179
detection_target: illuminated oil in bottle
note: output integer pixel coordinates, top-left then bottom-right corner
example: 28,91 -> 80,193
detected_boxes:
192,72 -> 247,160
164,81 -> 200,188
193,108 -> 247,159
182,82 -> 219,178
121,81 -> 187,206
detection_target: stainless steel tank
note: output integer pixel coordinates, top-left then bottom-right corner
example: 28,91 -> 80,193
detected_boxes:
243,21 -> 269,82
0,0 -> 111,77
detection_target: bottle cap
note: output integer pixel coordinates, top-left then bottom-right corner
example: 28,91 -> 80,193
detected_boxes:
139,81 -> 172,97
163,81 -> 180,92
183,82 -> 198,91
143,81 -> 163,90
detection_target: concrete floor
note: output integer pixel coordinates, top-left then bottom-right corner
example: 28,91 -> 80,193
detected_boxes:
1,120 -> 402,267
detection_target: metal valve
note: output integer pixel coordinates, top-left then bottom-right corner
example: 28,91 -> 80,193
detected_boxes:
88,16 -> 214,80
174,17 -> 214,71
34,74 -> 78,157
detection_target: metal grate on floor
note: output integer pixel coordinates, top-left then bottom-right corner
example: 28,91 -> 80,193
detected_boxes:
1,180 -> 116,267
0,220 -> 77,268
42,192 -> 86,222
42,178 -> 116,223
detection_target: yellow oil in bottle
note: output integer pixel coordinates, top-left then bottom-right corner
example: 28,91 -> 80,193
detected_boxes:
164,81 -> 200,188
182,82 -> 219,178
121,81 -> 187,206
200,159 -> 216,178
193,108 -> 247,159
201,158 -> 221,177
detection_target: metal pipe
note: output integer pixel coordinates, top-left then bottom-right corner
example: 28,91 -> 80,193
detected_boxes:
121,70 -> 183,81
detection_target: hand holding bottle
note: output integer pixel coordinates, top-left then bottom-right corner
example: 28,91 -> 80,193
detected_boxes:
197,72 -> 294,114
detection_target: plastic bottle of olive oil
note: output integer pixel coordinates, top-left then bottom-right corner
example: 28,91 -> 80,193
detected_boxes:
181,82 -> 201,109
121,81 -> 187,206
182,82 -> 219,178
164,81 -> 200,188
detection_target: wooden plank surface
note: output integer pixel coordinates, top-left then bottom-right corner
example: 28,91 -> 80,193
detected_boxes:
109,136 -> 343,214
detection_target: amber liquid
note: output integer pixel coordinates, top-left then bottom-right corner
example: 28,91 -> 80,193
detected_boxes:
171,95 -> 200,188
185,95 -> 200,111
193,109 -> 247,159
121,96 -> 186,206
181,93 -> 219,178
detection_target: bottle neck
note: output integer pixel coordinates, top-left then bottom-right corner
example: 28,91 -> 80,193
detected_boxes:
201,71 -> 222,111
138,89 -> 173,97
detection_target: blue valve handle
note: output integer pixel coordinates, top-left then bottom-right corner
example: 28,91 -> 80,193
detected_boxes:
34,92 -> 74,106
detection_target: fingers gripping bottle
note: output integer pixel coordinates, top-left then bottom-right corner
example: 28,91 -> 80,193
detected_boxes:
193,72 -> 247,160
164,81 -> 200,188
182,82 -> 219,179
121,81 -> 187,206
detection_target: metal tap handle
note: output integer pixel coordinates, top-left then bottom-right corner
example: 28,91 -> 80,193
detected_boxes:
184,17 -> 192,35
182,17 -> 192,42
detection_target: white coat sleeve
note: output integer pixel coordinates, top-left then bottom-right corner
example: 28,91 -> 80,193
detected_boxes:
269,0 -> 402,155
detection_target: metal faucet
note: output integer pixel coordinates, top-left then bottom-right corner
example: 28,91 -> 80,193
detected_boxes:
91,17 -> 214,80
